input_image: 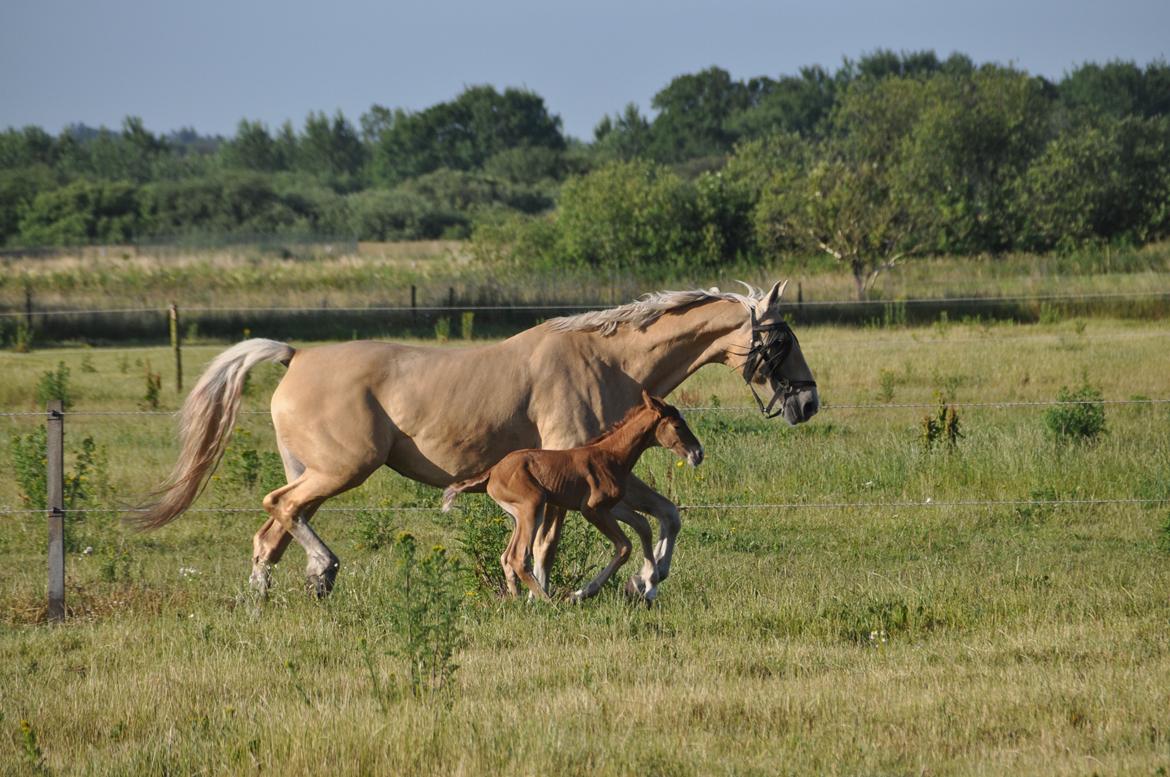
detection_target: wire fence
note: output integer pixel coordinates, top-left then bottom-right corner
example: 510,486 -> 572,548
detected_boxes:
1,496 -> 1166,518
4,287 -> 1170,319
2,396 -> 1168,421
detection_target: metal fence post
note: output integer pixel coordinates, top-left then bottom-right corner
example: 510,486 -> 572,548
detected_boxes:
46,400 -> 65,623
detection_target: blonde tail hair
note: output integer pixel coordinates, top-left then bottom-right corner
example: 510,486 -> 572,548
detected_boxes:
131,338 -> 295,529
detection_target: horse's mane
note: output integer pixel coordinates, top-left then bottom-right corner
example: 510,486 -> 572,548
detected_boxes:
547,286 -> 761,336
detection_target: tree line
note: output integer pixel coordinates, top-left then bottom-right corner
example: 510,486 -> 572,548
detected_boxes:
2,51 -> 1169,293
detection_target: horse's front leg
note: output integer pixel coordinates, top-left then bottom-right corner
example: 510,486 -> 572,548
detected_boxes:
622,476 -> 682,583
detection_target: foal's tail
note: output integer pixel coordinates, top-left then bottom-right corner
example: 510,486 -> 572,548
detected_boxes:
441,470 -> 492,512
131,338 -> 296,529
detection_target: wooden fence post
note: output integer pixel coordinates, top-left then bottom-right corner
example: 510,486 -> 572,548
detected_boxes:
410,285 -> 417,325
169,303 -> 183,392
46,400 -> 65,623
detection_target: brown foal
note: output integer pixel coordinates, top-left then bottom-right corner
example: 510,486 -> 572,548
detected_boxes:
442,391 -> 703,602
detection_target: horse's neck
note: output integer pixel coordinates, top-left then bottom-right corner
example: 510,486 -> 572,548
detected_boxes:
602,300 -> 749,396
593,411 -> 658,472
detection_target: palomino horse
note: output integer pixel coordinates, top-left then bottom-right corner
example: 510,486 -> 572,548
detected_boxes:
442,391 -> 703,602
137,281 -> 818,600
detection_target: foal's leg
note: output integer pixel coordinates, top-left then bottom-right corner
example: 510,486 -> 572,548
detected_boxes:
622,476 -> 683,582
609,502 -> 659,601
495,502 -> 522,597
531,505 -> 565,592
250,443 -> 305,595
502,499 -> 551,602
569,507 -> 632,603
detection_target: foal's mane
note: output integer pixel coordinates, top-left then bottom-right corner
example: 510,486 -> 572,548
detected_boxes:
583,402 -> 657,446
547,287 -> 761,336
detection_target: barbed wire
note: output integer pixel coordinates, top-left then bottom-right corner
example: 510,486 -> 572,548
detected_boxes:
3,288 -> 1169,319
0,495 -> 1165,517
2,397 -> 1168,421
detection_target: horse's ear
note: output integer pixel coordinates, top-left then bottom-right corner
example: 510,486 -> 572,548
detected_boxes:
641,388 -> 654,407
754,280 -> 788,318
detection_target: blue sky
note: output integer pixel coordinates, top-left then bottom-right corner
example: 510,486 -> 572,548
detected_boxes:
1,0 -> 1167,141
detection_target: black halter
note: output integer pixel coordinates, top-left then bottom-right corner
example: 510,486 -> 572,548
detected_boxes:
742,311 -> 818,419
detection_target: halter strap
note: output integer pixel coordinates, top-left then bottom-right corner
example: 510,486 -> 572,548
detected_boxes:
743,311 -> 817,419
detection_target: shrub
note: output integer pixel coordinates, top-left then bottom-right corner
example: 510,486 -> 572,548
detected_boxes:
433,317 -> 450,343
355,508 -> 398,552
140,361 -> 161,410
448,495 -> 511,596
921,397 -> 962,450
34,361 -> 71,409
1044,383 -> 1106,442
388,533 -> 464,697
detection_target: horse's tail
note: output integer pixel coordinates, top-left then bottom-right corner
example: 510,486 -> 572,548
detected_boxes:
441,470 -> 492,512
131,338 -> 296,530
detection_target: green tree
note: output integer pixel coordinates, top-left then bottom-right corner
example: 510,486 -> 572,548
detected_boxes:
754,78 -> 931,299
897,67 -> 1054,253
19,179 -> 140,245
553,159 -> 696,270
648,66 -> 750,161
1018,116 -> 1170,248
594,103 -> 653,160
371,86 -> 565,184
295,111 -> 366,189
221,120 -> 286,172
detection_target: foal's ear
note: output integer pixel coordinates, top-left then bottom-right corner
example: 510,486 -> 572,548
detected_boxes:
641,388 -> 655,407
754,280 -> 788,319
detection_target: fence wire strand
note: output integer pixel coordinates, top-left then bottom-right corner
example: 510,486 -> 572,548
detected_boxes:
3,397 -> 1168,421
3,287 -> 1170,319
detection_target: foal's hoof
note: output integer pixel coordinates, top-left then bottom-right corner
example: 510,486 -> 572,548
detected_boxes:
624,577 -> 657,607
567,589 -> 587,604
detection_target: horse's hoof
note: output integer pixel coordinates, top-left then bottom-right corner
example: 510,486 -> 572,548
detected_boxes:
306,563 -> 338,599
567,590 -> 586,604
248,572 -> 270,600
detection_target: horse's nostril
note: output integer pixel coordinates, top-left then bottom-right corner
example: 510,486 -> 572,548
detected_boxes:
802,398 -> 819,418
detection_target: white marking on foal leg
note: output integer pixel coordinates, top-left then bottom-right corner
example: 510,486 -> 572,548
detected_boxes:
625,479 -> 682,582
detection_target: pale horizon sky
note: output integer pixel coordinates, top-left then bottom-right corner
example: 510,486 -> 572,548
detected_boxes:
2,0 -> 1168,142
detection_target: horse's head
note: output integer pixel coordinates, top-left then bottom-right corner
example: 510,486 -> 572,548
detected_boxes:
642,390 -> 704,466
741,280 -> 819,426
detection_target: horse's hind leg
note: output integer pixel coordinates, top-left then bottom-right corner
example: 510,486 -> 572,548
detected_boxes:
262,468 -> 370,598
569,507 -> 631,603
250,443 -> 305,595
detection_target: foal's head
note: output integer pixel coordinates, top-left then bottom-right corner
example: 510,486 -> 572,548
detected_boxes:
640,390 -> 704,466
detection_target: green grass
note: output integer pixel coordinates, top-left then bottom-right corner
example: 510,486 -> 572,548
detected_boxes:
1,319 -> 1169,775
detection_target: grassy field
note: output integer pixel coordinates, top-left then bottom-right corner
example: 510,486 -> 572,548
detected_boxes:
1,316 -> 1169,775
